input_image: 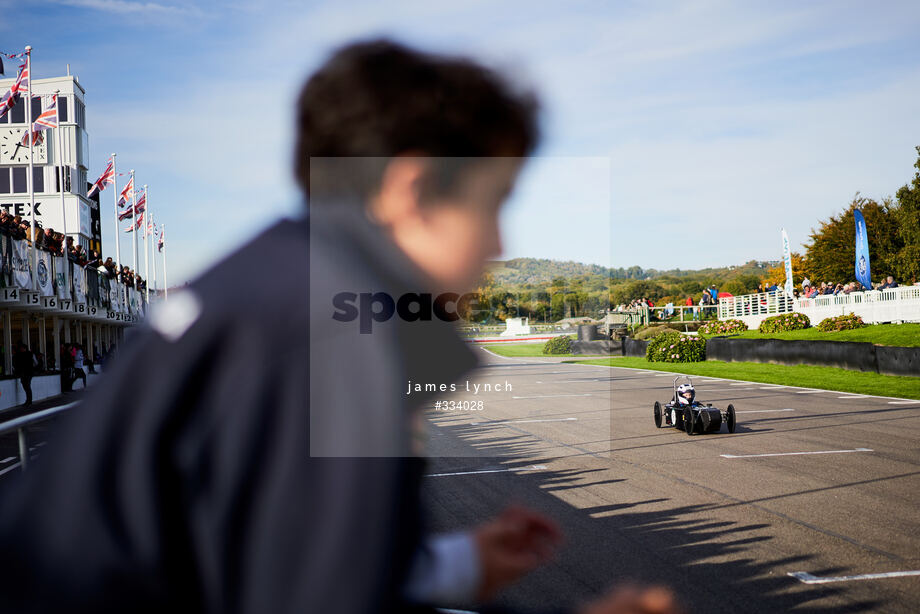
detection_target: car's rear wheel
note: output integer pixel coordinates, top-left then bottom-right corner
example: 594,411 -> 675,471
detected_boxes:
726,404 -> 736,433
671,408 -> 681,431
654,401 -> 663,428
684,408 -> 696,436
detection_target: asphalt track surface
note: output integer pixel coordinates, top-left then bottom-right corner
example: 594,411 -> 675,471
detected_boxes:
422,348 -> 920,613
0,390 -> 83,478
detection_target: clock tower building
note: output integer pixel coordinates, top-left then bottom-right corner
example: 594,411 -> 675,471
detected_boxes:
0,73 -> 101,254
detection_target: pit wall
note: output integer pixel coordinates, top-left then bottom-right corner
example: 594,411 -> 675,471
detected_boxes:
618,337 -> 918,377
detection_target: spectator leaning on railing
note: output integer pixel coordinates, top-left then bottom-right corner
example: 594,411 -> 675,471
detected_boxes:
879,275 -> 899,290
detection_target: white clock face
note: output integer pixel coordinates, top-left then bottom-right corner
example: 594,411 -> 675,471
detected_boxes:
0,128 -> 48,165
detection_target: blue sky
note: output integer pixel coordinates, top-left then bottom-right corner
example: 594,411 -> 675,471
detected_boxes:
2,0 -> 919,283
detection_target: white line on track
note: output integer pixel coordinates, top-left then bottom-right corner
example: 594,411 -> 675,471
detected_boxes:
425,464 -> 547,477
788,570 -> 920,584
0,462 -> 21,476
735,409 -> 796,413
511,394 -> 592,399
795,390 -> 825,394
729,382 -> 752,386
888,400 -> 919,405
721,448 -> 872,459
471,418 -> 577,426
838,395 -> 869,399
535,379 -> 603,384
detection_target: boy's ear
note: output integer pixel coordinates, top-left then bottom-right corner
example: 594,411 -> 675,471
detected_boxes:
368,156 -> 428,226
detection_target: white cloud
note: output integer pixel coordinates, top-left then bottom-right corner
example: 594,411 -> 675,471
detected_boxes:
52,0 -> 201,15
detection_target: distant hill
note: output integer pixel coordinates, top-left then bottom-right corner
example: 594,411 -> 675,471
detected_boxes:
486,257 -> 778,286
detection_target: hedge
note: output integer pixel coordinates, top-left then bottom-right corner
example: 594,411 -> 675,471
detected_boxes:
759,312 -> 810,333
817,313 -> 866,332
646,331 -> 707,363
543,335 -> 573,355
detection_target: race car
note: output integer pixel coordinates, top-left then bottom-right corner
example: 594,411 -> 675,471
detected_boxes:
653,376 -> 736,435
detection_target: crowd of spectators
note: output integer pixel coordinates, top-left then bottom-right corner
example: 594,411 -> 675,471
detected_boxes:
799,275 -> 906,299
0,210 -> 146,291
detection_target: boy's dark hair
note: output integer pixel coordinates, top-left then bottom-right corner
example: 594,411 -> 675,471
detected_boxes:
295,39 -> 539,204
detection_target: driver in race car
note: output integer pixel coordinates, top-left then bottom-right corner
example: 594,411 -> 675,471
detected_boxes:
676,383 -> 696,406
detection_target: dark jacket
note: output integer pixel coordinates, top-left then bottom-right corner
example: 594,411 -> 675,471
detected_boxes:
12,349 -> 33,378
0,206 -> 479,614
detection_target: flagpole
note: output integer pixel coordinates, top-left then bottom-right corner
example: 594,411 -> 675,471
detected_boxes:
130,169 -> 137,291
162,223 -> 168,302
111,153 -> 124,307
150,213 -> 157,299
143,185 -> 149,304
54,89 -> 69,295
25,46 -> 36,292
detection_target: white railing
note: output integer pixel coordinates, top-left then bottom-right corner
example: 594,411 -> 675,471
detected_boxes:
719,286 -> 920,327
796,285 -> 920,325
717,291 -> 795,323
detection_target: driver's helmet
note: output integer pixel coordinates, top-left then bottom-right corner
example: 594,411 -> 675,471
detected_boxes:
677,383 -> 695,405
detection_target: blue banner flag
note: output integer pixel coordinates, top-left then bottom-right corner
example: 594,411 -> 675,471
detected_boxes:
854,209 -> 872,290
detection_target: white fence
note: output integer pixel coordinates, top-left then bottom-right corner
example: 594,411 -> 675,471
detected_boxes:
718,286 -> 920,328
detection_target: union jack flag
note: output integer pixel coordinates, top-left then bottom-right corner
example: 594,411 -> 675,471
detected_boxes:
135,189 -> 146,214
31,94 -> 58,130
0,63 -> 27,121
88,156 -> 115,198
146,213 -> 155,237
19,128 -> 44,147
119,188 -> 146,220
124,211 -> 144,232
18,94 -> 58,146
116,176 -> 135,209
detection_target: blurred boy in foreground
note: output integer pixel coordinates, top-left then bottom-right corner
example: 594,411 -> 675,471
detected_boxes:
0,40 -> 680,614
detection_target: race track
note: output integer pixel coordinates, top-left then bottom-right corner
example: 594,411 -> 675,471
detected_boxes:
423,348 -> 920,613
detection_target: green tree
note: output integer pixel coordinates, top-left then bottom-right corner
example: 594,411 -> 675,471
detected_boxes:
803,195 -> 901,286
893,146 -> 920,282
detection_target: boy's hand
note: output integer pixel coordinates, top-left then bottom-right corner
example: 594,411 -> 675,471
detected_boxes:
473,505 -> 562,601
580,585 -> 684,614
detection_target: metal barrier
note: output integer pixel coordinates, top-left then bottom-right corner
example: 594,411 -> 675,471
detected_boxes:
0,402 -> 76,472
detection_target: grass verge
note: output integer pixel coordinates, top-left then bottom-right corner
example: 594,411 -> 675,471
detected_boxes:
706,323 -> 920,347
572,356 -> 920,400
482,343 -> 574,357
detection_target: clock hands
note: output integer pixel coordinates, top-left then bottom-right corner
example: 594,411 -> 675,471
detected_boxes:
10,142 -> 22,160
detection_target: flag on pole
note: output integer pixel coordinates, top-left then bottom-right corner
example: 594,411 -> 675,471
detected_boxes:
124,211 -> 144,232
134,189 -> 146,214
19,94 -> 58,146
781,228 -> 794,299
158,226 -> 165,252
88,156 -> 115,197
116,176 -> 135,209
19,128 -> 44,147
118,188 -> 145,220
31,93 -> 58,130
146,215 -> 155,237
854,209 -> 872,290
0,63 -> 27,121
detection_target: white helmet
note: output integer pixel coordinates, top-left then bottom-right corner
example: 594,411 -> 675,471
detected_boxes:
677,383 -> 695,405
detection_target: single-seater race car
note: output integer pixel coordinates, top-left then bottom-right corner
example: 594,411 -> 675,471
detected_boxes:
653,376 -> 736,435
